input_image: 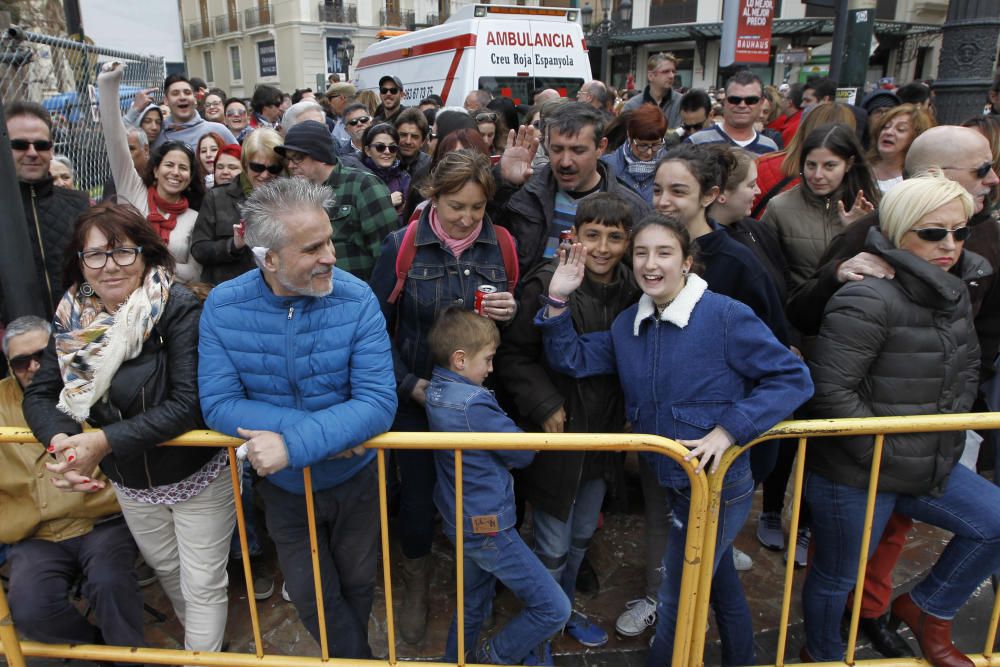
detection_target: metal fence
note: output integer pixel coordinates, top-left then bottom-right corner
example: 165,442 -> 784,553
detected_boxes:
0,27 -> 165,198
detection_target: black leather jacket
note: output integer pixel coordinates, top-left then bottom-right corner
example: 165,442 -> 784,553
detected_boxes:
24,283 -> 216,489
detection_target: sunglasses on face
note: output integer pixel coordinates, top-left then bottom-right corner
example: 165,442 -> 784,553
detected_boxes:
911,226 -> 972,242
346,116 -> 371,127
726,95 -> 761,106
205,100 -> 223,107
248,161 -> 282,174
475,112 -> 499,123
9,350 -> 44,373
371,142 -> 399,154
225,110 -> 246,118
943,161 -> 994,180
380,87 -> 399,95
10,138 -> 53,151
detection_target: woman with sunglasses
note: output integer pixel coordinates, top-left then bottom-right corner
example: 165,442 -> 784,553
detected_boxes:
99,62 -> 205,284
600,103 -> 667,203
362,122 -> 411,224
23,201 -> 236,657
191,128 -> 285,286
802,171 -> 1000,666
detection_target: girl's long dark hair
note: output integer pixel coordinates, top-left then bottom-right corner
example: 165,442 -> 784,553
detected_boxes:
798,124 -> 880,209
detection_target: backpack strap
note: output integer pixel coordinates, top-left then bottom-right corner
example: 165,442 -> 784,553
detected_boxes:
493,224 -> 519,293
387,221 -> 420,305
751,174 -> 796,220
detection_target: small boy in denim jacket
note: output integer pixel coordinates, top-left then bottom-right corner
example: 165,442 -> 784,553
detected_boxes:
426,308 -> 570,665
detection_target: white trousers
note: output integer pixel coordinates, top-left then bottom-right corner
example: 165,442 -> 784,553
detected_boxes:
116,471 -> 236,653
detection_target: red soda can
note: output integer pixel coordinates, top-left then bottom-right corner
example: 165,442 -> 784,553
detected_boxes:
475,285 -> 497,315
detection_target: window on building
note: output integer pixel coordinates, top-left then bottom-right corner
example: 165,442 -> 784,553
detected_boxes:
230,45 -> 242,81
203,51 -> 214,83
649,0 -> 697,25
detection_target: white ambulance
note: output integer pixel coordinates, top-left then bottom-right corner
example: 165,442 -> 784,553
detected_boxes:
354,4 -> 592,108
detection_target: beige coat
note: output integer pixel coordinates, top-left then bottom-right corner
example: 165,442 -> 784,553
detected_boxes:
761,185 -> 846,292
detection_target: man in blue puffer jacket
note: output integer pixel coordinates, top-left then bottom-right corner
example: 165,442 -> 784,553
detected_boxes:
198,178 -> 397,659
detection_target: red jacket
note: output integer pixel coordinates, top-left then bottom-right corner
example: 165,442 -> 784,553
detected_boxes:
768,109 -> 802,148
752,151 -> 799,219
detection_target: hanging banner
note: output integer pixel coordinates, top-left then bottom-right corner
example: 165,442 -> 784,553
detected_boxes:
720,0 -> 776,66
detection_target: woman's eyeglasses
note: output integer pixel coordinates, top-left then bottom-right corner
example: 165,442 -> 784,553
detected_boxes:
248,162 -> 283,174
910,226 -> 972,242
475,112 -> 499,123
79,246 -> 143,269
9,350 -> 44,373
371,143 -> 399,154
346,116 -> 371,127
630,137 -> 664,153
10,138 -> 53,151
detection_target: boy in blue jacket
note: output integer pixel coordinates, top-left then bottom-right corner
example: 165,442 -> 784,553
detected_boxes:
426,308 -> 570,665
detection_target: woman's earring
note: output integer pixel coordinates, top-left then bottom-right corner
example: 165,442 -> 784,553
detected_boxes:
682,269 -> 689,275
80,282 -> 95,297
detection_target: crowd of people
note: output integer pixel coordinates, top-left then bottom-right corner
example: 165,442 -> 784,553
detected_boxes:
2,50 -> 1000,667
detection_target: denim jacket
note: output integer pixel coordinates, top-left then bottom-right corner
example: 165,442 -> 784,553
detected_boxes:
426,367 -> 534,536
370,207 -> 512,405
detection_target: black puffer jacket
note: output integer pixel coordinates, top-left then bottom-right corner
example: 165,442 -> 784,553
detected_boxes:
494,260 -> 640,521
16,178 -> 89,316
190,178 -> 256,286
23,283 -> 216,489
806,229 -> 985,496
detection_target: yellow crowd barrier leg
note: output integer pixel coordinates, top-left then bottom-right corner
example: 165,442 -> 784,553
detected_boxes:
689,466 -> 724,667
455,450 -> 466,666
302,467 -> 330,662
845,434 -> 886,666
0,576 -> 27,667
775,437 -> 808,667
228,448 -> 264,658
984,578 -> 1000,658
377,450 -> 397,665
676,474 -> 709,667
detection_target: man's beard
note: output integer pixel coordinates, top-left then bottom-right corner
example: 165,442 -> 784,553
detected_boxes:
276,266 -> 333,297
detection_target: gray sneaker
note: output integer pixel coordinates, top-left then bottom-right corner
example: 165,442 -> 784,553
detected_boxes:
756,511 -> 785,551
733,547 -> 753,571
615,596 -> 657,637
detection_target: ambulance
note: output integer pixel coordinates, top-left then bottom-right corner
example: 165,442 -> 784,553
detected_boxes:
354,4 -> 592,107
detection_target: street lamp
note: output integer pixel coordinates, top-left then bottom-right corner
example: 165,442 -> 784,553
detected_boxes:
618,0 -> 632,28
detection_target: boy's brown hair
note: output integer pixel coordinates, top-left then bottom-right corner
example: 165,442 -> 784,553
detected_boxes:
574,192 -> 633,231
429,307 -> 501,367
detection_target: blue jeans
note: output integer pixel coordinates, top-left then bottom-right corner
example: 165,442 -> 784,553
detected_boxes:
803,465 -> 1000,662
648,471 -> 755,667
443,527 -> 571,664
230,462 -> 263,559
532,478 -> 606,605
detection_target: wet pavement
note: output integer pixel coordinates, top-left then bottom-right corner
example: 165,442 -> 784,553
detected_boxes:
4,454 -> 998,666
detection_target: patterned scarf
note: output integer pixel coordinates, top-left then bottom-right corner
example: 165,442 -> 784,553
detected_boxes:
54,267 -> 172,422
622,142 -> 658,187
146,186 -> 188,244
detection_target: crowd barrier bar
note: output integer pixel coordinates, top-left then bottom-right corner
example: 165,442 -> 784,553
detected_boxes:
701,413 -> 1000,667
0,428 -> 708,667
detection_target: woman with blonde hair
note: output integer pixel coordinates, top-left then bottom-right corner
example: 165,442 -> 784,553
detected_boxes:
868,103 -> 935,193
803,171 -> 1000,665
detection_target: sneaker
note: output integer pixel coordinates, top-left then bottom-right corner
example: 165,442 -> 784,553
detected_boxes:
565,610 -> 608,648
475,638 -> 498,664
615,596 -> 657,637
733,547 -> 753,571
251,560 -> 274,601
756,511 -> 785,551
784,528 -> 810,568
281,581 -> 292,602
135,560 -> 158,588
522,640 -> 554,666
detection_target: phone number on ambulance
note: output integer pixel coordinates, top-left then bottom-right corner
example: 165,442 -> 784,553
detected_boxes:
404,86 -> 437,100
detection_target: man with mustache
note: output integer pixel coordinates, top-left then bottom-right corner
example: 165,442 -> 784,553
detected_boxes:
497,102 -> 649,276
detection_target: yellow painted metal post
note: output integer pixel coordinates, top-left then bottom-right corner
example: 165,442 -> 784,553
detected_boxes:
985,569 -> 1000,657
0,572 -> 27,667
775,437 -> 808,667
302,467 -> 330,661
455,450 -> 465,665
377,450 -> 397,665
228,448 -> 264,658
689,468 -> 723,667
674,477 -> 709,667
845,434 -> 886,665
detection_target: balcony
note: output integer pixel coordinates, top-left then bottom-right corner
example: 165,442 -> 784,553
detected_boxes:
318,3 -> 358,24
648,0 -> 696,26
424,13 -> 439,25
244,4 -> 274,30
213,12 -> 241,35
380,8 -> 416,29
187,20 -> 211,41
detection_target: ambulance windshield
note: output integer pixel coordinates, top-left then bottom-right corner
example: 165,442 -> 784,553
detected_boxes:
479,76 -> 585,107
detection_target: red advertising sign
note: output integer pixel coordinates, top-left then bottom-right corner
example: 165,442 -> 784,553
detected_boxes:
733,0 -> 775,64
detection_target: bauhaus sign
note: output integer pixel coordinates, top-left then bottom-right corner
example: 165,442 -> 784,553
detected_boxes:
720,0 -> 776,66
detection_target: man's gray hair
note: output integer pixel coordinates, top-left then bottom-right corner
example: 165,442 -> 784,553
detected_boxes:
126,125 -> 149,149
467,89 -> 492,109
2,315 -> 51,358
282,100 -> 326,133
584,81 -> 610,107
240,178 -> 335,257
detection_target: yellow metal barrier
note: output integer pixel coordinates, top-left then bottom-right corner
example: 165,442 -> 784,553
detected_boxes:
701,413 -> 1000,667
0,428 -> 708,667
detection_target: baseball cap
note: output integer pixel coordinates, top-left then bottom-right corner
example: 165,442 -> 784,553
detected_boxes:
379,75 -> 404,91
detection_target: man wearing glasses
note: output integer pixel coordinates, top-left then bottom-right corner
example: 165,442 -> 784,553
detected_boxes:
623,52 -> 683,128
373,75 -> 406,124
0,316 -> 145,652
325,82 -> 357,144
5,101 -> 88,318
685,71 -> 778,156
337,103 -> 373,160
277,120 -> 397,282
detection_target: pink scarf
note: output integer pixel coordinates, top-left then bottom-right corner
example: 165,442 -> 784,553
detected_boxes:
429,205 -> 481,259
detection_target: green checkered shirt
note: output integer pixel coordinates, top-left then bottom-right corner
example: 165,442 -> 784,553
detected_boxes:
323,164 -> 399,282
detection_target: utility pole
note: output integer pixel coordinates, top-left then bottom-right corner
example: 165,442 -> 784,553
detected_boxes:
932,1 -> 1000,125
829,0 -> 876,98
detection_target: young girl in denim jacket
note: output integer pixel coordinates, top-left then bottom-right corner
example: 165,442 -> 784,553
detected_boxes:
534,213 -> 813,667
